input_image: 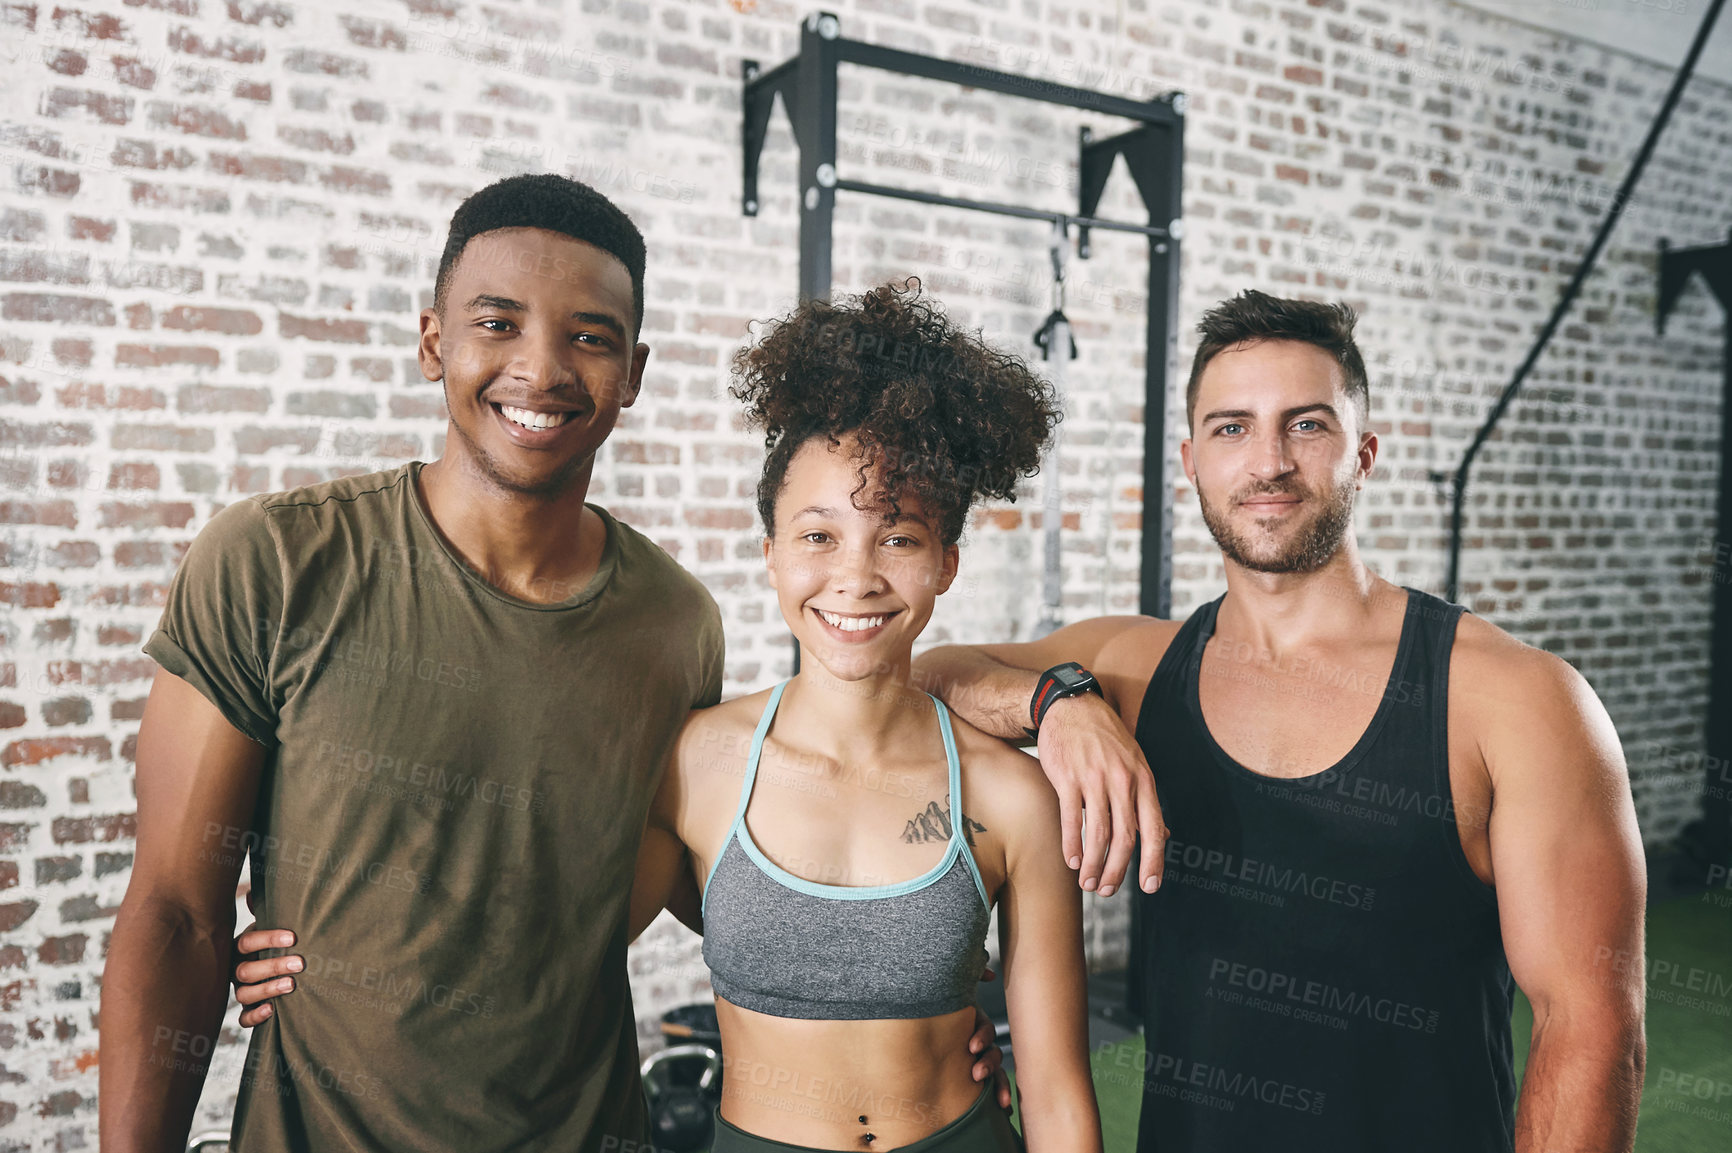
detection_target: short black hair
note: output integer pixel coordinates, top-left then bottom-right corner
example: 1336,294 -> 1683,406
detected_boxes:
730,279 -> 1060,546
1186,289 -> 1368,431
433,173 -> 646,337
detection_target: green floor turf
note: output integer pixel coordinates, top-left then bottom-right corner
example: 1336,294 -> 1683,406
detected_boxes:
1086,893 -> 1731,1151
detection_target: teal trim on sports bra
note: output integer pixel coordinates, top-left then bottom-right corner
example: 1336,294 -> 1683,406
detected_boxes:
702,680 -> 990,913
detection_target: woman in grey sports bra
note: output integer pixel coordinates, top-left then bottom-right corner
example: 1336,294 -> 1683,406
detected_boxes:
233,282 -> 1102,1153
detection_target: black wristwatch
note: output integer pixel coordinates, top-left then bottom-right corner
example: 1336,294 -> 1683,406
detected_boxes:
1026,662 -> 1103,738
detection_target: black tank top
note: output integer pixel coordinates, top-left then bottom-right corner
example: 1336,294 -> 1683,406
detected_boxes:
1130,587 -> 1515,1152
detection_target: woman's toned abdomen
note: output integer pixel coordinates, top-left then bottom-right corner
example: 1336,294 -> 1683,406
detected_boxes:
714,997 -> 985,1150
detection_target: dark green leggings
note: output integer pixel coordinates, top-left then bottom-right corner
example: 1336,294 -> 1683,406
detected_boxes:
709,1080 -> 1024,1153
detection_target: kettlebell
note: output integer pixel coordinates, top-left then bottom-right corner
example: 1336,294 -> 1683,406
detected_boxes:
642,1041 -> 722,1152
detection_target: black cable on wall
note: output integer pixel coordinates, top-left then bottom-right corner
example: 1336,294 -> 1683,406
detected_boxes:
1443,0 -> 1728,603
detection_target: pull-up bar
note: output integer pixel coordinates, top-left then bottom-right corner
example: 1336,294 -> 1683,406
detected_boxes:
832,178 -> 1176,241
740,11 -> 1185,631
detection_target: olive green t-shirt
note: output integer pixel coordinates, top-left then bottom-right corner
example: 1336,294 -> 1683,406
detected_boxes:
143,460 -> 723,1152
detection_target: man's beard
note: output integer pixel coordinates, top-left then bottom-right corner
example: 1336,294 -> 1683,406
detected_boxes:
1197,472 -> 1357,574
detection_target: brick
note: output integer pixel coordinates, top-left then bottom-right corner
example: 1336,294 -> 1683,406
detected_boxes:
113,541 -> 163,568
58,895 -> 118,922
48,812 -> 132,841
86,578 -> 168,605
16,166 -> 81,197
68,215 -> 115,241
0,502 -> 77,528
349,355 -> 394,381
94,851 -> 132,877
129,221 -> 183,256
51,338 -> 93,366
44,542 -> 99,568
110,139 -> 196,170
40,696 -> 92,726
390,394 -> 446,420
176,460 -> 219,492
286,391 -> 374,418
0,781 -> 47,808
177,383 -> 270,413
227,0 -> 295,27
98,501 -> 196,529
277,126 -> 355,154
198,233 -> 245,259
51,8 -> 126,39
130,179 -> 232,214
284,48 -> 368,77
56,382 -> 167,411
112,54 -> 157,89
0,208 -> 47,241
37,934 -> 87,965
611,442 -> 679,465
233,425 -> 321,454
161,305 -> 263,335
330,431 -> 417,458
218,273 -> 308,305
0,376 -> 44,405
208,151 -> 309,183
167,25 -> 266,62
1,293 -> 115,325
47,49 -> 87,75
34,857 -> 80,884
0,581 -> 60,608
41,87 -> 132,124
107,461 -> 158,489
111,424 -> 214,452
279,313 -> 369,343
114,344 -> 220,369
339,15 -> 407,51
320,166 -> 391,196
147,101 -> 248,140
0,901 -> 37,932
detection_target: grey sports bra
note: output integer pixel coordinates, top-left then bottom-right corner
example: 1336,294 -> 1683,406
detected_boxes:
701,680 -> 992,1020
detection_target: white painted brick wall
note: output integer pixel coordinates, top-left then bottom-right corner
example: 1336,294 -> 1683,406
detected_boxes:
0,0 -> 1726,1141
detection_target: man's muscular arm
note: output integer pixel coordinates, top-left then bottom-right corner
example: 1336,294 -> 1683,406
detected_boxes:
913,616 -> 1172,896
101,669 -> 267,1152
1471,637 -> 1645,1151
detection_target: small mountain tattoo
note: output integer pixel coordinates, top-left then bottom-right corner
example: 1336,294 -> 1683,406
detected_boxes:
901,802 -> 986,845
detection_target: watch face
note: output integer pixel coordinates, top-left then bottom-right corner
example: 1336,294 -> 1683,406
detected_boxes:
1053,665 -> 1091,690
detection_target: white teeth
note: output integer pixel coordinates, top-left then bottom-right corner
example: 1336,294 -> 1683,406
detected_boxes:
817,610 -> 888,632
499,404 -> 573,431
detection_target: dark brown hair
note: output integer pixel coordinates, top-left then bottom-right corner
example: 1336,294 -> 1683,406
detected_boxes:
1186,289 -> 1368,431
730,280 -> 1060,545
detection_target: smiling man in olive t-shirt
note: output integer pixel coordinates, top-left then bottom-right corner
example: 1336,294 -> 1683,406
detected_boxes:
99,176 -> 725,1152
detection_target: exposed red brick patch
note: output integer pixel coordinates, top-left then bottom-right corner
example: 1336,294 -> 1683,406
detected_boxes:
279,313 -> 369,343
160,305 -> 263,334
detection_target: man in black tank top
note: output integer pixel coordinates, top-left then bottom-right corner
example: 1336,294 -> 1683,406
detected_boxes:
916,292 -> 1648,1151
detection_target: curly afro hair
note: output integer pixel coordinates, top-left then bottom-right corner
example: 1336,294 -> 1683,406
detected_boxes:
730,279 -> 1061,546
